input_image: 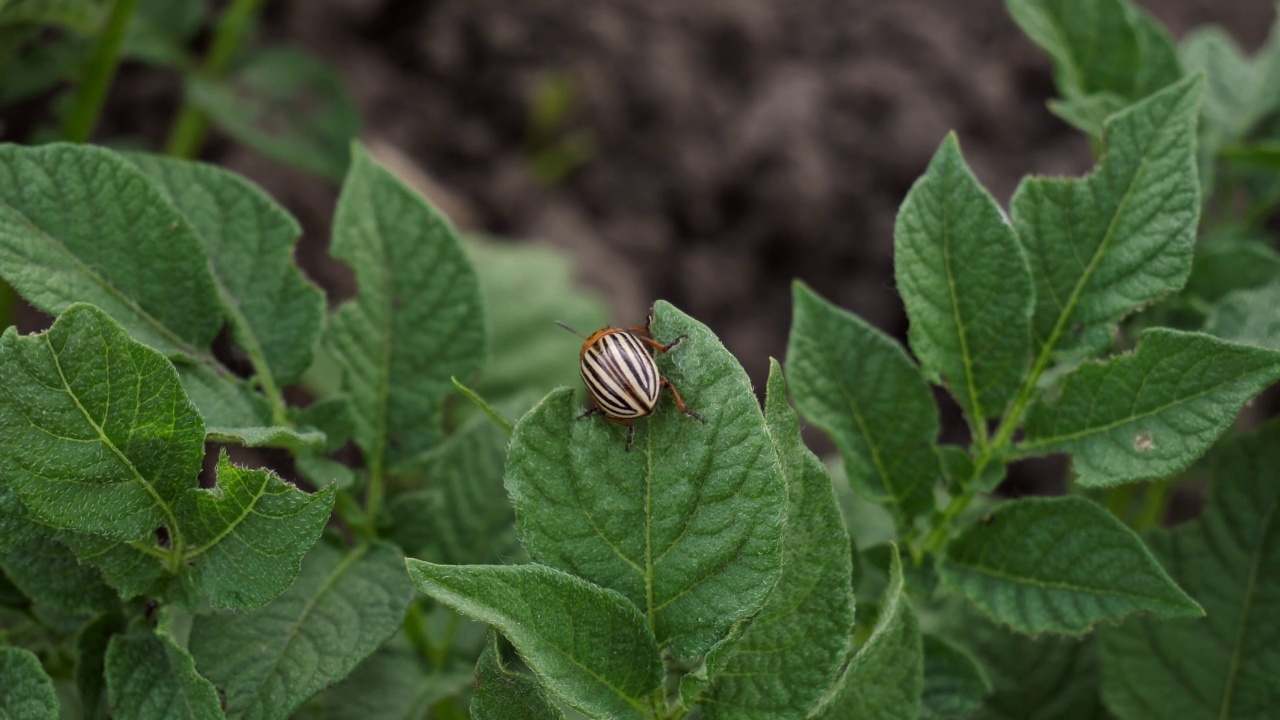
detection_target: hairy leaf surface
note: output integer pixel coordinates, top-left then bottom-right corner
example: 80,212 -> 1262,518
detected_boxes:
1010,75 -> 1202,357
325,144 -> 485,471
1022,330 -> 1280,486
0,304 -> 203,540
0,646 -> 58,720
787,282 -> 938,526
818,545 -> 922,720
506,301 -> 784,661
190,542 -> 412,720
470,632 -> 565,720
1099,421 -> 1280,719
700,361 -> 855,719
895,133 -> 1032,423
0,143 -> 220,355
407,560 -> 661,720
105,628 -> 223,720
940,496 -> 1200,635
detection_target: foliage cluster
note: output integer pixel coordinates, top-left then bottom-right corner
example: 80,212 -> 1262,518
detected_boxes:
2,1 -> 1280,719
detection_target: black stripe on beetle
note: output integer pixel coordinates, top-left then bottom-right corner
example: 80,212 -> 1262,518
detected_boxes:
556,315 -> 705,450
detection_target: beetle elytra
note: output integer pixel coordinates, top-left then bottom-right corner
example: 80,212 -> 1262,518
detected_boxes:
557,312 -> 703,450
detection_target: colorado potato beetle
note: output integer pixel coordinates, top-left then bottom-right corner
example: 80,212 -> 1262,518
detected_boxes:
557,312 -> 704,450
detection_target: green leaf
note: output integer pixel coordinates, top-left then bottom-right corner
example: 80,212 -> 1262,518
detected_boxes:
406,560 -> 662,720
105,626 -> 223,720
0,303 -> 203,540
0,486 -> 36,553
818,545 -> 922,720
174,452 -> 335,609
466,235 -> 609,403
699,360 -> 855,719
1011,74 -> 1202,358
203,424 -> 325,450
0,0 -> 99,30
471,631 -> 565,720
1184,232 -> 1280,304
76,613 -> 121,720
786,282 -> 938,527
895,133 -> 1031,423
1181,28 -> 1258,143
190,541 -> 413,720
937,603 -> 1109,720
121,0 -> 204,68
940,496 -> 1200,635
0,143 -> 221,356
387,415 -> 514,564
505,301 -> 785,661
1129,8 -> 1183,100
1021,329 -> 1280,487
175,366 -> 318,451
1006,0 -> 1180,101
325,143 -> 485,471
0,646 -> 58,720
125,153 -> 326,388
920,634 -> 992,720
0,30 -> 87,104
1099,419 -> 1280,720
188,48 -> 359,181
17,427 -> 331,609
1047,92 -> 1127,138
0,530 -> 116,613
1,301 -> 330,604
1205,279 -> 1280,350
320,632 -> 471,720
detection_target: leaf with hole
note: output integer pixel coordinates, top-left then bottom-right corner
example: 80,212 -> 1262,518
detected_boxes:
1022,329 -> 1280,487
1099,419 -> 1280,719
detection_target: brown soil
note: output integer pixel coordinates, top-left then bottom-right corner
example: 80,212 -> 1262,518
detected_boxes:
252,0 -> 1272,390
17,0 -> 1279,489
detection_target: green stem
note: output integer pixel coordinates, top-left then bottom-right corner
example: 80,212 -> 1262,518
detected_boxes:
921,491 -> 974,554
165,0 -> 266,157
451,376 -> 513,436
1103,482 -> 1137,524
61,0 -> 140,143
1135,481 -> 1172,531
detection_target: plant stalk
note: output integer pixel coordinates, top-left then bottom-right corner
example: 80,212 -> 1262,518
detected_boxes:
61,0 -> 140,143
165,0 -> 266,157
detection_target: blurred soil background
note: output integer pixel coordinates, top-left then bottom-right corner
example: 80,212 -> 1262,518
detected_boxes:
16,0 -> 1278,489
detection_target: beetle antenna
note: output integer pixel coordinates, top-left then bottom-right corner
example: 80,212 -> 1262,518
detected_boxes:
554,320 -> 588,339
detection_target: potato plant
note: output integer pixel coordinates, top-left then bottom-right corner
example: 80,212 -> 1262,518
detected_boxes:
2,0 -> 1280,719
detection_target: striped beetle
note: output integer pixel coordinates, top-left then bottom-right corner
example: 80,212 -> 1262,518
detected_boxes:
557,311 -> 704,450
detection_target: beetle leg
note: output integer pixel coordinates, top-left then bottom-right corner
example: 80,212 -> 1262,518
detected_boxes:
635,333 -> 685,353
662,379 -> 704,423
577,407 -> 602,420
625,423 -> 636,451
